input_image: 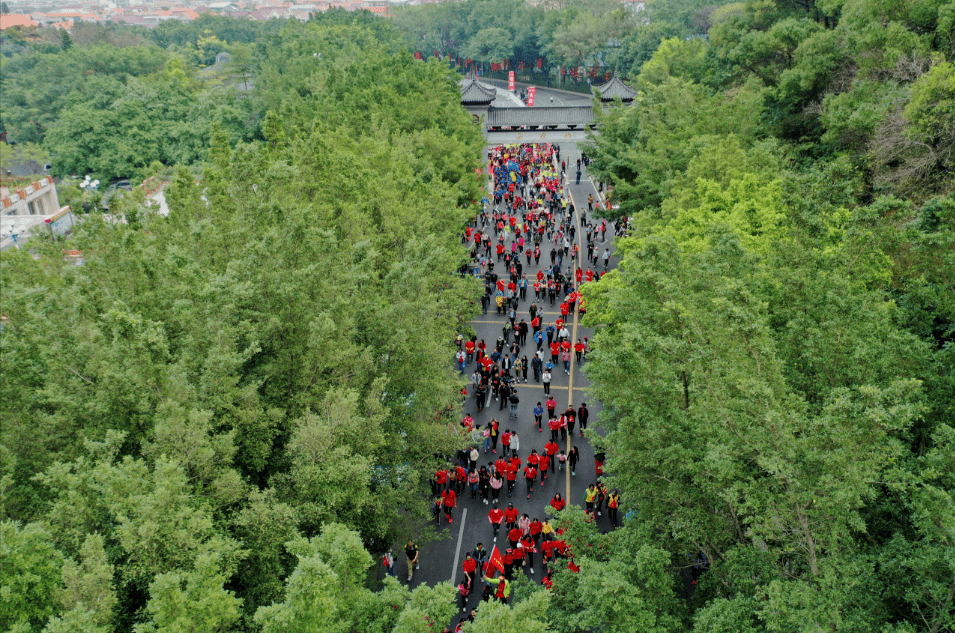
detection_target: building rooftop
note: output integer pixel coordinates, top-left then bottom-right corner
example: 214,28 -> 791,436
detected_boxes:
460,78 -> 497,105
0,14 -> 38,29
591,76 -> 637,102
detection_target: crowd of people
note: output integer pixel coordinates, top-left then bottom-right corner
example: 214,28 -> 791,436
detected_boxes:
419,143 -> 627,631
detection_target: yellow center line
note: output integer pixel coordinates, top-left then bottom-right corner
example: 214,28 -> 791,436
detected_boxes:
563,155 -> 587,506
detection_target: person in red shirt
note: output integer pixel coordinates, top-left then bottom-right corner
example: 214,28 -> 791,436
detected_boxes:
489,507 -> 505,541
542,570 -> 553,590
538,453 -> 550,482
550,492 -> 566,513
464,339 -> 475,364
442,488 -> 457,523
585,268 -> 594,282
541,539 -> 556,566
506,461 -> 518,497
574,339 -> 585,363
536,269 -> 545,283
501,429 -> 512,457
575,268 -> 583,284
436,468 -> 448,493
508,525 -> 523,550
496,242 -> 505,260
550,341 -> 560,363
462,553 -> 478,587
529,517 -> 543,546
548,416 -> 560,441
546,397 -> 557,419
503,549 -> 515,580
544,440 -> 559,471
494,457 -> 508,477
523,463 -> 538,498
504,503 -> 519,530
520,533 -> 537,574
510,541 -> 525,571
456,465 -> 467,494
560,301 -> 569,318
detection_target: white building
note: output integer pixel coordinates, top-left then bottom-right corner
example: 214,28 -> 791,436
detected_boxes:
1,176 -> 68,249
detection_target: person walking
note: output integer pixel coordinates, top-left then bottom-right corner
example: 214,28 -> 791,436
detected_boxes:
510,431 -> 520,458
489,505 -> 505,541
483,575 -> 511,604
382,549 -> 396,577
608,490 -> 621,527
508,392 -> 520,419
578,403 -> 589,436
585,483 -> 598,519
490,470 -> 503,505
568,446 -> 580,476
479,465 -> 491,504
442,487 -> 457,523
490,419 -> 500,453
524,462 -> 538,499
542,369 -> 552,395
405,539 -> 420,582
534,402 -> 544,432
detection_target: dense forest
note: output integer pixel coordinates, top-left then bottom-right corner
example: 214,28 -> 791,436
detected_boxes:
1,0 -> 954,632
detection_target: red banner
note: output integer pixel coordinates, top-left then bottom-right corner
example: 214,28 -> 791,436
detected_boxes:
527,86 -> 536,107
491,62 -> 502,72
483,545 -> 506,578
414,52 -> 422,60
508,71 -> 515,92
537,57 -> 543,69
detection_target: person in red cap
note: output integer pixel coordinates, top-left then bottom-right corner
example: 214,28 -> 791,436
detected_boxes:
489,506 -> 505,541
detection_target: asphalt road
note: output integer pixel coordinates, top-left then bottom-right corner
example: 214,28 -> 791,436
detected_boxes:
481,78 -> 595,107
391,142 -> 622,622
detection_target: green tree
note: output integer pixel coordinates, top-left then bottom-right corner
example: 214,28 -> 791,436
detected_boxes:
0,521 -> 64,631
134,553 -> 242,633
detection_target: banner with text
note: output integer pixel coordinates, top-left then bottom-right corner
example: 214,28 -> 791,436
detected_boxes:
527,86 -> 536,107
508,71 -> 515,92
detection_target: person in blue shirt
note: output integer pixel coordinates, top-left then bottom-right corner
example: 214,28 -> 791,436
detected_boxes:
533,329 -> 543,351
533,402 -> 544,432
545,324 -> 556,346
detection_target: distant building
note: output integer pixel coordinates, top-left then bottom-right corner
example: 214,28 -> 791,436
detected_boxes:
0,14 -> 38,30
1,176 -> 65,249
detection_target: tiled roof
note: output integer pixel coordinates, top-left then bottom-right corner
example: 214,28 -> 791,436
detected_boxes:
485,106 -> 595,128
0,14 -> 38,29
591,76 -> 637,102
460,78 -> 497,105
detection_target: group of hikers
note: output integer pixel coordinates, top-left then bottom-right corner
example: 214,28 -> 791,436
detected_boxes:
401,143 -> 627,632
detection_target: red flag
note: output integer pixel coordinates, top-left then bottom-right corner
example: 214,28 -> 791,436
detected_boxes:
483,545 -> 506,578
414,52 -> 422,60
537,57 -> 543,69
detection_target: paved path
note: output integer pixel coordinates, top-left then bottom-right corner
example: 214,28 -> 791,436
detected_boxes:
387,142 -> 623,622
